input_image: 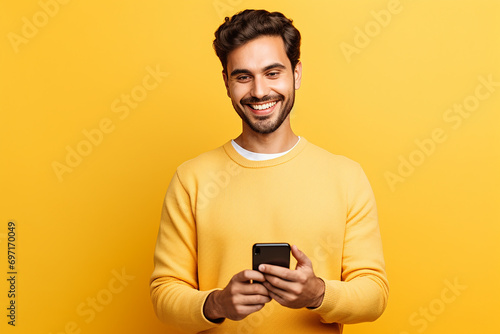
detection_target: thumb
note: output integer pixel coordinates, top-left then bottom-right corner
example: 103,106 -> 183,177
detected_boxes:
291,245 -> 312,268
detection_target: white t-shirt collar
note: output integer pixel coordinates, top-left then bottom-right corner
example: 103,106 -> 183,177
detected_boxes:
230,137 -> 301,161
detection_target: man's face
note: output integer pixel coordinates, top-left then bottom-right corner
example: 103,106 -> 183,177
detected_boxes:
223,36 -> 302,134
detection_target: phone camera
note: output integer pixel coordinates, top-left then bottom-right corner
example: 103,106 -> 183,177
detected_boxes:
254,247 -> 260,256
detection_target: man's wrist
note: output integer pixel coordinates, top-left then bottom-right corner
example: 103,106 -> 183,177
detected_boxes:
307,277 -> 325,309
203,290 -> 225,323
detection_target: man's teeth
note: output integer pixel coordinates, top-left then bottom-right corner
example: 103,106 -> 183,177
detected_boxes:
249,101 -> 277,110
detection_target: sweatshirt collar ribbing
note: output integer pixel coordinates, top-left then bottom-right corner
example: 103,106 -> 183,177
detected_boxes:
223,137 -> 308,168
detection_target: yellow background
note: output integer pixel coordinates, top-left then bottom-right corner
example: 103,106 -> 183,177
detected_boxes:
1,0 -> 499,333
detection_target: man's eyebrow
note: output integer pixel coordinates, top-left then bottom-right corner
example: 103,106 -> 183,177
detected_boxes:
230,63 -> 287,77
230,68 -> 252,77
263,63 -> 286,72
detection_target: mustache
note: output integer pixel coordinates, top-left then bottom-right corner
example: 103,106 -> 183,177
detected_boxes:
240,95 -> 284,105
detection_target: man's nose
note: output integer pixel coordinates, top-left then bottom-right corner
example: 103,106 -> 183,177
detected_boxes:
250,76 -> 269,99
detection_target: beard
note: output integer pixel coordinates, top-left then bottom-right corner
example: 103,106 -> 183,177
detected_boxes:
232,88 -> 296,134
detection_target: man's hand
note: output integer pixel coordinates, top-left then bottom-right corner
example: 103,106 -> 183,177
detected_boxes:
260,245 -> 325,309
203,270 -> 271,322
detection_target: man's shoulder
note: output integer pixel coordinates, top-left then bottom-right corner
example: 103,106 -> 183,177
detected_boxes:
303,140 -> 369,187
304,140 -> 361,169
176,142 -> 231,175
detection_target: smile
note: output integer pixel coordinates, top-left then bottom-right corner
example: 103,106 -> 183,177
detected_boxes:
248,101 -> 278,111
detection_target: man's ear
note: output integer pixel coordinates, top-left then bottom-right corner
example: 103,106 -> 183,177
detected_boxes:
222,70 -> 230,98
294,61 -> 302,90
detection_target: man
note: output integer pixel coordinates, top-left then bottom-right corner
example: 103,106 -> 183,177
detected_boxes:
150,9 -> 388,333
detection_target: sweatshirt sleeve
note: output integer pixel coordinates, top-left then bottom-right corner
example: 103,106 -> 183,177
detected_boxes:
150,171 -> 223,333
310,164 -> 389,324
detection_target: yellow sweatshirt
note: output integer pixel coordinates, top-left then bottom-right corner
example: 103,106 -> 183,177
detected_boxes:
150,138 -> 388,333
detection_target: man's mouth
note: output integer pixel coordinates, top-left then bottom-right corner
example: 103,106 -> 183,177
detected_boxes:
247,101 -> 278,111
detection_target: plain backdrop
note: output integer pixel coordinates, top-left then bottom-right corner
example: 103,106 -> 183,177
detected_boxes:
1,0 -> 499,333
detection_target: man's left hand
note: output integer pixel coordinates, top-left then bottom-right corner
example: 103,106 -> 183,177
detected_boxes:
260,245 -> 325,309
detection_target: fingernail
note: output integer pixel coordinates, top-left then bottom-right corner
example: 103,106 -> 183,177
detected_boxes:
259,264 -> 265,271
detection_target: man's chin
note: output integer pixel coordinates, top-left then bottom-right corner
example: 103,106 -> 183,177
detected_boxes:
246,117 -> 283,134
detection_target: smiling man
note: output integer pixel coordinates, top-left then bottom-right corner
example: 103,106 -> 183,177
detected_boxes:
224,35 -> 299,137
150,9 -> 389,334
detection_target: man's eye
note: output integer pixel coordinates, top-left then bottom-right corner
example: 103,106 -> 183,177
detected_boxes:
267,72 -> 279,78
237,75 -> 250,81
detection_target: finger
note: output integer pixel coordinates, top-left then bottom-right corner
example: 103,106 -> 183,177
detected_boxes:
263,280 -> 288,296
264,283 -> 289,305
291,245 -> 312,268
263,274 -> 293,291
241,281 -> 270,296
237,303 -> 266,316
238,294 -> 272,305
236,269 -> 266,283
258,264 -> 294,281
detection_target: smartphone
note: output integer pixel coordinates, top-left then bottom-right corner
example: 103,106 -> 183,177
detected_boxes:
252,243 -> 290,271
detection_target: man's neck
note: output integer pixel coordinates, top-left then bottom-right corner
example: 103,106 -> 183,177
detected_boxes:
234,119 -> 298,154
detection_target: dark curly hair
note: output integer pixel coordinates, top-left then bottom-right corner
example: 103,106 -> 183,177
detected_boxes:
213,9 -> 301,74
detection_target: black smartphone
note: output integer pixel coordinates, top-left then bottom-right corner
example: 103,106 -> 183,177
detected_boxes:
252,243 -> 291,271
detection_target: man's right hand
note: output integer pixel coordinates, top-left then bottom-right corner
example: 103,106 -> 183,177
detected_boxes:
203,270 -> 271,321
